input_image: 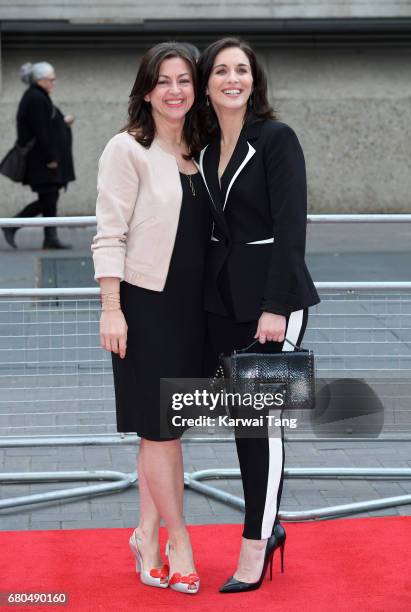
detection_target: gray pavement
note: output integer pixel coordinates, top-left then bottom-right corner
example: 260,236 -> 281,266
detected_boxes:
0,224 -> 410,530
1,440 -> 411,530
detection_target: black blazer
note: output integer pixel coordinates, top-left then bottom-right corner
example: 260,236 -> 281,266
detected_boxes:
17,83 -> 75,191
197,116 -> 320,322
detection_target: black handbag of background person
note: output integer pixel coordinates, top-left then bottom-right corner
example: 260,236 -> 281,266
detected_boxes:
215,337 -> 316,411
0,138 -> 35,183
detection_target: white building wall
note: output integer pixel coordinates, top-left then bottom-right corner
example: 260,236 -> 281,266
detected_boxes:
0,45 -> 410,214
0,1 -> 410,20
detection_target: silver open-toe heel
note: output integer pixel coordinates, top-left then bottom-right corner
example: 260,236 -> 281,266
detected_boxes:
165,540 -> 200,594
129,528 -> 169,588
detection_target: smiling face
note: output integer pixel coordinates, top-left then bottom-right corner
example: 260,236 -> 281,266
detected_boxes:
144,56 -> 195,123
207,46 -> 253,115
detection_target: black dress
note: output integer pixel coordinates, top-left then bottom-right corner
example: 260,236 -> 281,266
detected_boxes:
111,171 -> 212,440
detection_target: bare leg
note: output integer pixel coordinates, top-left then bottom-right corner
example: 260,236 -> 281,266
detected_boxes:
133,439 -> 162,569
233,538 -> 268,582
141,439 -> 196,576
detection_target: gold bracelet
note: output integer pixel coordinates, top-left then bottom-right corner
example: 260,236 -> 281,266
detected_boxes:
100,291 -> 121,311
101,298 -> 121,310
101,303 -> 121,312
100,291 -> 120,299
101,294 -> 120,301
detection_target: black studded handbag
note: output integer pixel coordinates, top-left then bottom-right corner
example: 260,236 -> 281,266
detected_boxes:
215,337 -> 315,411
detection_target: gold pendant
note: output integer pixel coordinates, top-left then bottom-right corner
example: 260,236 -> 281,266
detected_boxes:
188,175 -> 196,197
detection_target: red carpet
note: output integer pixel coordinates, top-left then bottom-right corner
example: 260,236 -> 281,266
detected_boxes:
1,517 -> 410,611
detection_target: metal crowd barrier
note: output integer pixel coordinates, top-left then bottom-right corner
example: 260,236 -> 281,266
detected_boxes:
1,213 -> 411,230
1,215 -> 411,519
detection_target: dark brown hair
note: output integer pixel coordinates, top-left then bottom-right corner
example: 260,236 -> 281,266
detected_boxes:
121,41 -> 200,158
197,37 -> 276,139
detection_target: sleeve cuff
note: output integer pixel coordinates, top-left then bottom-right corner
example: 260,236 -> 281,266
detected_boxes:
260,301 -> 292,317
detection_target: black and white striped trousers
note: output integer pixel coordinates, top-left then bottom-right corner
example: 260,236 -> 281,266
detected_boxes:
205,308 -> 309,540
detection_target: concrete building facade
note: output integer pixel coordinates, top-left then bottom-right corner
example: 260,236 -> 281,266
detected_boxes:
0,1 -> 410,215
0,2 -> 411,20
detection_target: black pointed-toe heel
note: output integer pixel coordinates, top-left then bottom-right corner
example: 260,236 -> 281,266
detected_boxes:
272,522 -> 287,574
219,535 -> 278,594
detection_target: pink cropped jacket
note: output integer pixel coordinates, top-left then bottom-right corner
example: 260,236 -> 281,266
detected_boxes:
91,132 -> 184,291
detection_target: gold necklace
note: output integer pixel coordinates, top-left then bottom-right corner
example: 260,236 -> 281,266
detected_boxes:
186,173 -> 196,197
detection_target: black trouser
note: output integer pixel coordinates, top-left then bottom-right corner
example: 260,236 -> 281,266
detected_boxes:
15,189 -> 60,235
205,308 -> 308,539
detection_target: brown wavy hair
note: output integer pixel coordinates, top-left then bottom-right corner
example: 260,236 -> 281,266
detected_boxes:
121,41 -> 201,158
197,37 -> 276,141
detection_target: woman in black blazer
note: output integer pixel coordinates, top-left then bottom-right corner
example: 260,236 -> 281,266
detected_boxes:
197,38 -> 320,593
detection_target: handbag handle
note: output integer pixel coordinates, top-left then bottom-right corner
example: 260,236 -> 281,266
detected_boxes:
237,336 -> 302,353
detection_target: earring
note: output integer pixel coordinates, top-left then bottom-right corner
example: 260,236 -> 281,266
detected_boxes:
248,93 -> 254,109
206,94 -> 210,107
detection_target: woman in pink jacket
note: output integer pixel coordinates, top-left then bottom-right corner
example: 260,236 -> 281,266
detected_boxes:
91,42 -> 211,595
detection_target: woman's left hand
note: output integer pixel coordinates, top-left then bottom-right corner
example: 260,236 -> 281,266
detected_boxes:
254,312 -> 287,344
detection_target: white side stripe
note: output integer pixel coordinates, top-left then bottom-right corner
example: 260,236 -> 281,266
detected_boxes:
282,309 -> 304,353
261,438 -> 283,540
260,308 -> 305,538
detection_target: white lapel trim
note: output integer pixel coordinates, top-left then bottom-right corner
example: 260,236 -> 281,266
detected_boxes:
247,237 -> 274,244
196,145 -> 217,209
223,142 -> 256,211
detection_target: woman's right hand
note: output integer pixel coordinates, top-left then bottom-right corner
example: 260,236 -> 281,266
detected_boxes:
100,309 -> 128,359
46,160 -> 58,169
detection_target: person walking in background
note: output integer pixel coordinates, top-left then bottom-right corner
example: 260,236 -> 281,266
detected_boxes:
197,37 -> 320,593
91,42 -> 211,595
2,61 -> 75,250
